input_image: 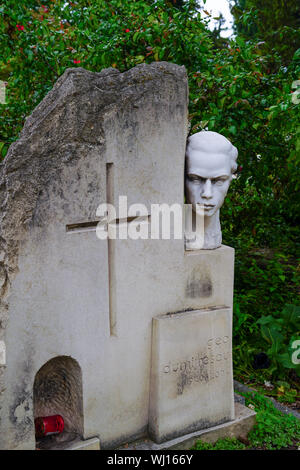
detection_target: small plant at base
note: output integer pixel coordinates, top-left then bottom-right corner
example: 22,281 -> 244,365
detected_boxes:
245,391 -> 300,450
193,391 -> 300,450
193,437 -> 246,450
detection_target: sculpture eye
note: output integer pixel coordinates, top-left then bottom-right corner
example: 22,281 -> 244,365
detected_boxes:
188,175 -> 206,184
212,179 -> 225,185
188,175 -> 200,182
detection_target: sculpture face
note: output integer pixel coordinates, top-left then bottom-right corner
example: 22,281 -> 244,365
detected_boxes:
185,132 -> 237,217
185,152 -> 232,217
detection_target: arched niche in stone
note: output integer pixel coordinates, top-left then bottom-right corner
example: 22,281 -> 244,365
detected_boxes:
33,355 -> 83,447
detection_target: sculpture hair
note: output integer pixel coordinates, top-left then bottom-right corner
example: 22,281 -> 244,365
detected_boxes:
186,131 -> 238,175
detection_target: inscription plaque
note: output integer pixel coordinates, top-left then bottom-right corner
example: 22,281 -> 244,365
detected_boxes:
149,307 -> 234,443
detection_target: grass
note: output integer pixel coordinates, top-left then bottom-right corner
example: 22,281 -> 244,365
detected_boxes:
192,391 -> 300,450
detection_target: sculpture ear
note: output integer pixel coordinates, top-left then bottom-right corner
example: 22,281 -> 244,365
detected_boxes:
233,145 -> 238,157
230,146 -> 238,174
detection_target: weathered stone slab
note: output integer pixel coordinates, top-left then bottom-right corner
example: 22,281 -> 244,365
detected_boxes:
0,62 -> 188,450
149,307 -> 234,443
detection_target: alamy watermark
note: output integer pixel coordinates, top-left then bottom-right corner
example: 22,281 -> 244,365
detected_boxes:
95,196 -> 204,245
0,340 -> 6,366
0,80 -> 7,104
291,80 -> 300,105
291,340 -> 300,365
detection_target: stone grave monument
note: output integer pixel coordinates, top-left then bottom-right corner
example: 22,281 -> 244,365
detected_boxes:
0,62 -> 255,450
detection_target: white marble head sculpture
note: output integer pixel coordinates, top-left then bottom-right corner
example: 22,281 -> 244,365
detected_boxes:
185,131 -> 238,250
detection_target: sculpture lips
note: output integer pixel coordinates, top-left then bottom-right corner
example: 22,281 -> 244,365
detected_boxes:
196,203 -> 215,207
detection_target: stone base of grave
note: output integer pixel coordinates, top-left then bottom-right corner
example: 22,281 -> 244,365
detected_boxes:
64,437 -> 100,450
36,436 -> 100,451
119,402 -> 256,450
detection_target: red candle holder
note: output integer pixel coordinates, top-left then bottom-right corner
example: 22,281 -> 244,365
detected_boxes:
35,415 -> 64,438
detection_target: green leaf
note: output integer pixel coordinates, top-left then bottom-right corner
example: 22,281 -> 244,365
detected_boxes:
261,324 -> 284,345
281,304 -> 300,328
257,315 -> 275,326
277,353 -> 295,369
229,125 -> 237,135
133,31 -> 139,43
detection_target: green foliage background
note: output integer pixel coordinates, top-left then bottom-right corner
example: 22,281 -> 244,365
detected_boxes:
231,0 -> 300,65
0,0 -> 299,387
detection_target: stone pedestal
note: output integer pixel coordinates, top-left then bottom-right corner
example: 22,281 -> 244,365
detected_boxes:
149,307 -> 234,443
183,245 -> 234,312
148,244 -> 235,444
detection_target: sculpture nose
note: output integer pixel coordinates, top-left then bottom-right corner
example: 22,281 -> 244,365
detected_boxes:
201,179 -> 212,199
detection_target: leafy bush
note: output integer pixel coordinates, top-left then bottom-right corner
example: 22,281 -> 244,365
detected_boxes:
256,304 -> 300,378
